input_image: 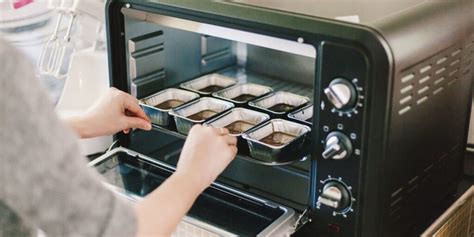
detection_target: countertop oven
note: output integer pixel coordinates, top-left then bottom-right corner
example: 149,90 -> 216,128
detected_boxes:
90,0 -> 474,236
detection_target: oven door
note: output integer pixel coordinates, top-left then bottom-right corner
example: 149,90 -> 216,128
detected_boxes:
89,147 -> 297,236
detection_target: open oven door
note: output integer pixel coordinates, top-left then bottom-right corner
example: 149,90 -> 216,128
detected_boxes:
89,147 -> 297,236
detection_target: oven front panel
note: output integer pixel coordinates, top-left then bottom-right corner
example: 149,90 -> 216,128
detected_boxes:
309,42 -> 370,236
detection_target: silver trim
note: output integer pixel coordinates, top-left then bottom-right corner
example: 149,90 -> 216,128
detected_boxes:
89,147 -> 297,236
121,8 -> 316,59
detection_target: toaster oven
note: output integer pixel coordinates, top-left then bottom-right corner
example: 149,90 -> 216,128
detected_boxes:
91,0 -> 474,236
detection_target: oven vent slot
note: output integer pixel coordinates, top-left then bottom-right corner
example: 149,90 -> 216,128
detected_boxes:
129,30 -> 165,80
388,175 -> 420,223
200,35 -> 234,72
128,31 -> 166,98
397,37 -> 474,116
131,69 -> 166,98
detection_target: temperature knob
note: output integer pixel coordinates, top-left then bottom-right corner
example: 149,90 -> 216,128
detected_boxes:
322,132 -> 352,160
317,181 -> 351,211
324,78 -> 357,111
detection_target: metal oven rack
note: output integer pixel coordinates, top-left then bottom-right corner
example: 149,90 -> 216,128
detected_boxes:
150,66 -> 314,166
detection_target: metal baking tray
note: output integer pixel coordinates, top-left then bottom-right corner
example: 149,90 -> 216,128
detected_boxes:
242,119 -> 311,164
248,91 -> 310,115
180,73 -> 237,95
212,83 -> 273,104
140,88 -> 199,126
206,108 -> 270,135
288,104 -> 313,125
169,97 -> 235,134
206,108 -> 270,155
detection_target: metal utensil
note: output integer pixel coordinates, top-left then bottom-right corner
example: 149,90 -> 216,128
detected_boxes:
38,0 -> 79,79
37,13 -> 64,76
55,12 -> 76,78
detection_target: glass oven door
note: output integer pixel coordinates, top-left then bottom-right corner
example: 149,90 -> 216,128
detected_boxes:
89,147 -> 297,236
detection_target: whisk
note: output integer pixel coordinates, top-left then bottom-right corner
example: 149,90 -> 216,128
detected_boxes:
38,0 -> 79,79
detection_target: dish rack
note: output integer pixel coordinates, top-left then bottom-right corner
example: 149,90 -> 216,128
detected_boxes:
422,186 -> 474,237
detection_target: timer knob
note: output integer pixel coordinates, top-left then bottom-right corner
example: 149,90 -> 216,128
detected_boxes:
322,132 -> 352,160
324,78 -> 357,111
317,181 -> 351,211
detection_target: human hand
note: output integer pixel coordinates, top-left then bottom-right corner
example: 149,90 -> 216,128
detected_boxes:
175,125 -> 237,191
65,87 -> 152,138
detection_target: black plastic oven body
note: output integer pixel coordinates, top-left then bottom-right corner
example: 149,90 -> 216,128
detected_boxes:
105,0 -> 474,236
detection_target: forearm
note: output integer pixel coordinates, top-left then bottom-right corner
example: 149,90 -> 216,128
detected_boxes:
135,172 -> 205,236
0,39 -> 137,236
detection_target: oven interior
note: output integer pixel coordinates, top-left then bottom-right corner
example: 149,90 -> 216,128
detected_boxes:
118,9 -> 318,212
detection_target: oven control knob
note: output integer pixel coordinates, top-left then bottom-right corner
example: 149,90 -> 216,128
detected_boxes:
324,78 -> 357,110
317,181 -> 351,211
322,132 -> 352,160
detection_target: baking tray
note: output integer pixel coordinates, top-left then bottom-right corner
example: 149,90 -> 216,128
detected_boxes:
212,83 -> 273,104
180,73 -> 237,95
248,91 -> 310,116
169,97 -> 234,134
140,88 -> 199,126
242,119 -> 311,165
288,104 -> 313,125
206,108 -> 270,154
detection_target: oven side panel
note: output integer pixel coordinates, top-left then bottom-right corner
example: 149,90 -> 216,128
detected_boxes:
384,38 -> 474,237
374,0 -> 474,235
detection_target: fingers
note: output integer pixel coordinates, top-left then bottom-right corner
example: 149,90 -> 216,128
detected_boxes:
189,124 -> 203,135
229,145 -> 238,156
223,135 -> 237,146
195,125 -> 236,145
122,92 -> 151,123
218,127 -> 229,136
206,126 -> 229,136
112,89 -> 151,131
124,116 -> 152,131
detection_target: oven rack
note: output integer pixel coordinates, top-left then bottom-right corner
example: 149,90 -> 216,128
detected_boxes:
217,67 -> 314,100
148,67 -> 315,166
150,124 -> 312,166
